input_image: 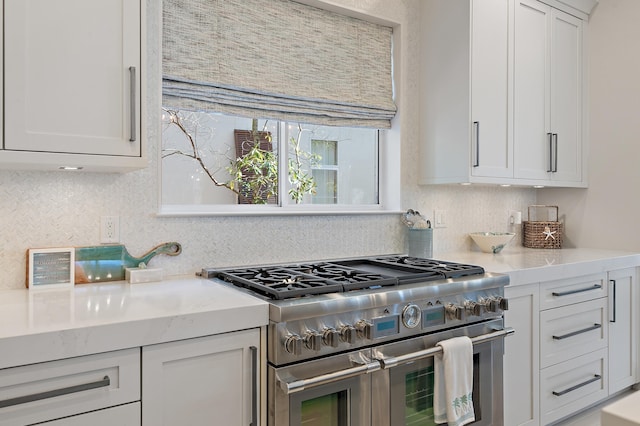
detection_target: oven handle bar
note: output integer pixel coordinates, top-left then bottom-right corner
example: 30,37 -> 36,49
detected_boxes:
379,327 -> 515,369
279,360 -> 381,395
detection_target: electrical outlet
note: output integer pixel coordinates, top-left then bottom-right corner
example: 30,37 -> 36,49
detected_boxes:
433,209 -> 447,228
100,216 -> 120,244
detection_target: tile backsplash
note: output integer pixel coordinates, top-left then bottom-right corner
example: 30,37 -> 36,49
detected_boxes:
0,165 -> 534,289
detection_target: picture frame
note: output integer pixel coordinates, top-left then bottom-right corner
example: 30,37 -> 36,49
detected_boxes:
28,247 -> 75,290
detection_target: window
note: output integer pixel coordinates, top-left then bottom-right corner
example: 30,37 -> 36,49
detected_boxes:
161,110 -> 380,212
159,0 -> 400,215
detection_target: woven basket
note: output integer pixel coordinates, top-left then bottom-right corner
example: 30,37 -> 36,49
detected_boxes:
522,205 -> 563,249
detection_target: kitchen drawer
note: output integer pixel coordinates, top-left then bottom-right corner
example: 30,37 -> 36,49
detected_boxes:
40,402 -> 140,425
540,348 -> 608,426
539,273 -> 606,310
540,297 -> 607,368
0,348 -> 140,426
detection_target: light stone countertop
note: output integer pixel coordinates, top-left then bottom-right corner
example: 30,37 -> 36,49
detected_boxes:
437,247 -> 640,286
1,248 -> 639,370
0,276 -> 268,369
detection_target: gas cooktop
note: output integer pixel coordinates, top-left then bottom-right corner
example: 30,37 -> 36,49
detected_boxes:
202,255 -> 485,300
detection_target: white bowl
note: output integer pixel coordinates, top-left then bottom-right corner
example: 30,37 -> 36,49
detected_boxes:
469,232 -> 516,254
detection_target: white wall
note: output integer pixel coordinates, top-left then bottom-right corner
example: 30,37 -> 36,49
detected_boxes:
538,0 -> 640,250
0,0 -> 535,290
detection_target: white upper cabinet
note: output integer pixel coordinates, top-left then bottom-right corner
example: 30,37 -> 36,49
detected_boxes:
471,0 -> 512,179
514,0 -> 584,185
420,0 -> 587,188
1,0 -> 146,172
420,0 -> 512,185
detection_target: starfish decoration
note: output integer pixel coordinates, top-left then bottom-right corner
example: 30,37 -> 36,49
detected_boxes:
543,226 -> 557,240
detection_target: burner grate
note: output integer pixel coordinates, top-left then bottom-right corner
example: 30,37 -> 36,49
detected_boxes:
205,256 -> 486,300
287,263 -> 398,291
370,256 -> 485,279
216,267 -> 343,299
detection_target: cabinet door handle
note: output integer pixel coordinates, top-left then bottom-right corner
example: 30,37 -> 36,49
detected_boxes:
547,133 -> 554,172
552,284 -> 602,297
249,346 -> 258,426
610,279 -> 617,323
473,121 -> 480,167
552,374 -> 601,396
552,323 -> 601,340
129,66 -> 137,142
0,375 -> 110,409
553,133 -> 558,172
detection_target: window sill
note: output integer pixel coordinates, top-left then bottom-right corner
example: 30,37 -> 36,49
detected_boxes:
156,204 -> 403,217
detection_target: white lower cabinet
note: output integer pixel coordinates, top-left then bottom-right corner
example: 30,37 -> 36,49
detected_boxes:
608,268 -> 638,394
504,283 -> 540,426
539,297 -> 607,369
540,349 -> 608,425
0,348 -> 140,426
504,268 -> 638,425
142,328 -> 261,426
0,328 -> 262,426
40,402 -> 140,425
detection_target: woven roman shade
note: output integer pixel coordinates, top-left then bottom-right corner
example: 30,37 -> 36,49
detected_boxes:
162,0 -> 396,128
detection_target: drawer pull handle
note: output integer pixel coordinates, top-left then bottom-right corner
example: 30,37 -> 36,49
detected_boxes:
0,375 -> 110,409
552,323 -> 601,340
552,284 -> 602,297
250,346 -> 258,426
610,279 -> 617,323
473,121 -> 480,167
129,66 -> 137,142
552,374 -> 601,397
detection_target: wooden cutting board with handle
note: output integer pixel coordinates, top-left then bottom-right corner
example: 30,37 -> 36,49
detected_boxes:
75,242 -> 182,283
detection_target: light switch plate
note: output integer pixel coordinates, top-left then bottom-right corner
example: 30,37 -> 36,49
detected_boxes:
433,209 -> 447,228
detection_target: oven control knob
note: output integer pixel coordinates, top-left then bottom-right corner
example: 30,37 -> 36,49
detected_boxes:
476,297 -> 496,312
339,325 -> 357,344
322,328 -> 340,348
284,334 -> 303,355
445,303 -> 464,320
498,297 -> 509,311
355,320 -> 373,340
465,300 -> 483,317
402,304 -> 422,328
304,330 -> 323,351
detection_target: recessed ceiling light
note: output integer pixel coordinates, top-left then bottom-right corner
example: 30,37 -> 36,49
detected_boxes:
59,166 -> 84,171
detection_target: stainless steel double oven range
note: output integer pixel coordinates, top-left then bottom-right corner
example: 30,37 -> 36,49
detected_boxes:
203,255 -> 513,426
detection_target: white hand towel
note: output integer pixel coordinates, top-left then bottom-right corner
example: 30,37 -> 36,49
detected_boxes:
433,336 -> 475,426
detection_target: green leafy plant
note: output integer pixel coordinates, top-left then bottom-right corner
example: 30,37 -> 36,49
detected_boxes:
227,127 -> 278,204
288,126 -> 320,204
163,110 -> 319,204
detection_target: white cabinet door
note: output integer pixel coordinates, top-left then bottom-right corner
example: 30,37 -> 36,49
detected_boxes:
513,0 -> 552,181
514,0 -> 583,184
504,283 -> 540,426
2,0 -> 145,171
420,0 -> 511,185
549,8 -> 583,183
608,268 -> 638,394
142,329 -> 260,426
470,0 -> 512,179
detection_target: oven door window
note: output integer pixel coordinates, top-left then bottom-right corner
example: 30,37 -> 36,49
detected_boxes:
289,375 -> 368,426
389,342 -> 494,426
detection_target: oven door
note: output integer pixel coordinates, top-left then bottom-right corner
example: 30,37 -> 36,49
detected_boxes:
269,349 -> 378,426
371,319 -> 511,426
